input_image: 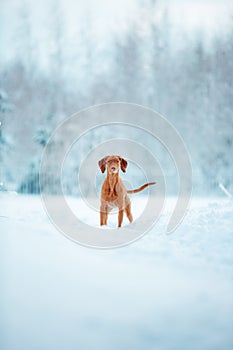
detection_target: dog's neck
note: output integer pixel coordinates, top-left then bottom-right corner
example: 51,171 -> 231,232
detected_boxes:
106,172 -> 119,194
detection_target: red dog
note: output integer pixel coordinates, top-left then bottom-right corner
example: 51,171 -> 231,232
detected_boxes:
99,155 -> 156,227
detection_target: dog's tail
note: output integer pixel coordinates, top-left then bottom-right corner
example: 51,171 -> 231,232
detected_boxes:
127,182 -> 156,194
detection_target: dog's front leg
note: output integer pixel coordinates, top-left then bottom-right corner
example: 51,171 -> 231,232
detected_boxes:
118,199 -> 125,228
100,203 -> 108,225
118,209 -> 124,228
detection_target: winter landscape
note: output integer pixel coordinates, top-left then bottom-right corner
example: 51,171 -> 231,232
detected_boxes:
1,0 -> 233,349
1,194 -> 233,349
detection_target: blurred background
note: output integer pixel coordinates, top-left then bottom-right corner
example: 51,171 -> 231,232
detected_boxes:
0,0 -> 232,196
1,3 -> 233,350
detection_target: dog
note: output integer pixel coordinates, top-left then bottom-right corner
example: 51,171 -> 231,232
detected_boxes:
99,155 -> 156,227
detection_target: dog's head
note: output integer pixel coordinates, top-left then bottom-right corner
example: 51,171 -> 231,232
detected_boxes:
98,155 -> 128,174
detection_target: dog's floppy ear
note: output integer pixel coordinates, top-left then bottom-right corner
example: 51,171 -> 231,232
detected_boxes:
98,157 -> 107,173
119,157 -> 128,172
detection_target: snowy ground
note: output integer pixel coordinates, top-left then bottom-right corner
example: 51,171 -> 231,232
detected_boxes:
1,194 -> 233,350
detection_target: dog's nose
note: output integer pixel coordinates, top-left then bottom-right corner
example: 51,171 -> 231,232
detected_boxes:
111,166 -> 116,171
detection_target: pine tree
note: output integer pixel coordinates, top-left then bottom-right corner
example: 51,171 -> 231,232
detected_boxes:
18,114 -> 54,194
0,89 -> 14,191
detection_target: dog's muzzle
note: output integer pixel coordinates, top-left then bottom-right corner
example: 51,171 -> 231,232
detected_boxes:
110,167 -> 118,174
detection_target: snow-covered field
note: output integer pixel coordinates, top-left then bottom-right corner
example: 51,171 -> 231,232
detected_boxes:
1,194 -> 233,350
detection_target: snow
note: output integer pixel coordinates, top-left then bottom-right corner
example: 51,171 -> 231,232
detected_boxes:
1,194 -> 233,350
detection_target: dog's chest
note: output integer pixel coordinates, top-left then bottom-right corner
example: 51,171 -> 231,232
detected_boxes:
103,186 -> 119,206
106,189 -> 118,203
101,178 -> 125,207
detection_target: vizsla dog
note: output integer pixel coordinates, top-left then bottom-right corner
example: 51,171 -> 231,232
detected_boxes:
99,155 -> 156,228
